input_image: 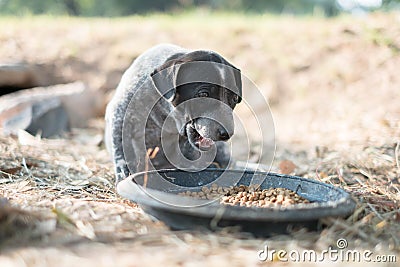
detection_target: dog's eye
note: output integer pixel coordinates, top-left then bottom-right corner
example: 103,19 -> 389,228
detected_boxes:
233,95 -> 239,103
196,91 -> 209,98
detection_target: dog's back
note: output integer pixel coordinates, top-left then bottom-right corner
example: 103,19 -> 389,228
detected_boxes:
105,44 -> 190,181
106,44 -> 187,132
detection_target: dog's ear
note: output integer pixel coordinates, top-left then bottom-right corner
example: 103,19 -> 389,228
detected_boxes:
151,62 -> 178,102
151,52 -> 190,101
232,66 -> 242,103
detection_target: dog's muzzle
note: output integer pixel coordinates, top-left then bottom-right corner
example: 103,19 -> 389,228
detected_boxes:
185,122 -> 215,151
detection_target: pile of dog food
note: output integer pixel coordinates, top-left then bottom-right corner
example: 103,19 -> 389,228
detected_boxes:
178,184 -> 310,208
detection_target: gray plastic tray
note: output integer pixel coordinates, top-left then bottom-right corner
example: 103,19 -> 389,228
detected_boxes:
117,169 -> 356,236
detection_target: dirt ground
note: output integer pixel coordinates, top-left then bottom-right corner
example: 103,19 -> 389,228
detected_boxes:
0,12 -> 399,266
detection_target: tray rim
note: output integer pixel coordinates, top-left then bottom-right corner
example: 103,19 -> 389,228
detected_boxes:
117,168 -> 356,222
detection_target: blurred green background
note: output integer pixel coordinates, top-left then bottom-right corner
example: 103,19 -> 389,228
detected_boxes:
0,0 -> 399,17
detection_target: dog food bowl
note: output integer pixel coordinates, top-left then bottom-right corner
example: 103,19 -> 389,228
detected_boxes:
117,169 -> 356,236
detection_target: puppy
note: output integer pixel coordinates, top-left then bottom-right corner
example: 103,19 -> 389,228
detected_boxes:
105,44 -> 242,184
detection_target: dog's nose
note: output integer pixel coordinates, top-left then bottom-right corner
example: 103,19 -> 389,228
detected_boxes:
218,128 -> 230,141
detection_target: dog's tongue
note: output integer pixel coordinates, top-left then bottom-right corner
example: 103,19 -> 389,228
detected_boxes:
196,135 -> 215,149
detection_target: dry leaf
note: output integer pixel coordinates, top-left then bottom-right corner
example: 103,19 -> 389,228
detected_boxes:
15,180 -> 33,192
279,160 -> 297,175
69,179 -> 90,187
0,166 -> 22,175
375,220 -> 387,229
52,206 -> 76,231
76,220 -> 96,240
18,129 -> 42,146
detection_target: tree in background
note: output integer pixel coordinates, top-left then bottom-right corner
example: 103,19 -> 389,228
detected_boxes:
0,0 -> 399,16
63,0 -> 80,16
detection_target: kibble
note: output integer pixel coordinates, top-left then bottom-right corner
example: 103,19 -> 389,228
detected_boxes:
178,184 -> 310,208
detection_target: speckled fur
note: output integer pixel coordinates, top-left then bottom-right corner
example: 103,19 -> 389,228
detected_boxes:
105,44 -> 236,184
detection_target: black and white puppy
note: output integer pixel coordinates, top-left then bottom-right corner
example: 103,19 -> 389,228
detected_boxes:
105,44 -> 242,184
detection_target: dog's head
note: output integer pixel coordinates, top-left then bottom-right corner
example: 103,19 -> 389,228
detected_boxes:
151,50 -> 242,151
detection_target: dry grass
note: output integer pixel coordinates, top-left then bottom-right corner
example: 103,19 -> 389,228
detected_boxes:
0,126 -> 398,266
0,12 -> 399,266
